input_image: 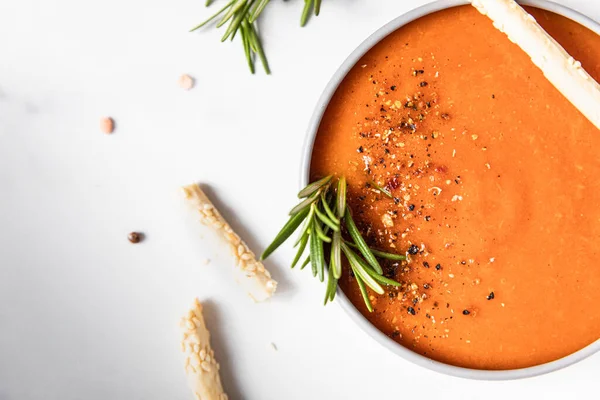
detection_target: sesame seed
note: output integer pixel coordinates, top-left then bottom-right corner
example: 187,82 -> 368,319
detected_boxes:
201,361 -> 212,372
266,280 -> 276,289
186,320 -> 196,330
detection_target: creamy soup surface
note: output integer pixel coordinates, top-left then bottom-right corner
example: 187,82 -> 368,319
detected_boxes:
310,6 -> 600,369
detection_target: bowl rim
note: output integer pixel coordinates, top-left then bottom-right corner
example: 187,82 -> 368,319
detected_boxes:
299,0 -> 600,380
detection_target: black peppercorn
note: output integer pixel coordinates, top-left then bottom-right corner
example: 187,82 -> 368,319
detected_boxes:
408,244 -> 419,255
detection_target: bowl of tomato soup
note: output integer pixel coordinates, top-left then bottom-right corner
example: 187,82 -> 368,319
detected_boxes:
301,0 -> 600,379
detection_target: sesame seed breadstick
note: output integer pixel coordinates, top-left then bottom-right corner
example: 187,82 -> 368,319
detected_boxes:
182,184 -> 277,302
471,0 -> 600,130
180,299 -> 228,400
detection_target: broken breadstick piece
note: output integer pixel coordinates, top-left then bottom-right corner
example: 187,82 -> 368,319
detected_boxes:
180,299 -> 228,400
471,0 -> 600,130
182,184 -> 277,302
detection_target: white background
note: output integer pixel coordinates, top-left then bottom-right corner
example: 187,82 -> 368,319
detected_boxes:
1,0 -> 598,399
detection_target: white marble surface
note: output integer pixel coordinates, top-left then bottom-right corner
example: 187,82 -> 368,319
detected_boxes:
1,0 -> 599,399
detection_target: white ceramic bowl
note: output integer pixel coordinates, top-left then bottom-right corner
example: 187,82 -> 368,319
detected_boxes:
300,0 -> 600,380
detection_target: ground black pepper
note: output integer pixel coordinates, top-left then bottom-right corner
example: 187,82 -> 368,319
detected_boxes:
487,292 -> 495,300
407,306 -> 416,315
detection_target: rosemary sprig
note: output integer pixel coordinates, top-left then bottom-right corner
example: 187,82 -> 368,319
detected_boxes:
191,0 -> 322,74
261,176 -> 405,310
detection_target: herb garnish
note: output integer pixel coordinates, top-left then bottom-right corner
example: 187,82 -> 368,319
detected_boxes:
191,0 -> 322,74
261,176 -> 405,311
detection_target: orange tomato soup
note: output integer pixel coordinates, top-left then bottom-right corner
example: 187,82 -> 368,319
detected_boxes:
310,6 -> 600,370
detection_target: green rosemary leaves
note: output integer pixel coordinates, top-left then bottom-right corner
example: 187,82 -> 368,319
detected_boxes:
191,0 -> 323,74
261,176 -> 405,310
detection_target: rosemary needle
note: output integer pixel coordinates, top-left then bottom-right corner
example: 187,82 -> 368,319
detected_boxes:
240,20 -> 255,74
345,207 -> 383,274
369,180 -> 393,199
190,0 -> 235,32
298,175 -> 332,198
301,0 -> 312,27
217,0 -> 248,28
261,207 -> 309,260
249,0 -> 270,23
247,22 -> 270,74
356,275 -> 374,312
344,240 -> 406,261
291,233 -> 309,268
